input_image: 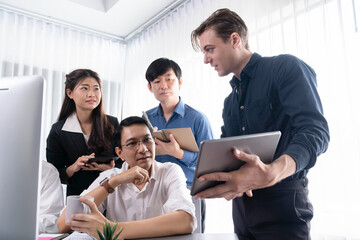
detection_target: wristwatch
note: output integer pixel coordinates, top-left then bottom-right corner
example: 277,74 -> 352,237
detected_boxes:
100,177 -> 115,193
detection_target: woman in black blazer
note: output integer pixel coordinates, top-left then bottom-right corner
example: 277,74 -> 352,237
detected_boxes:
46,69 -> 121,196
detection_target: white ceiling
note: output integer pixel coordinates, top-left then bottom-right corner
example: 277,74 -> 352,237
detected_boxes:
0,0 -> 184,40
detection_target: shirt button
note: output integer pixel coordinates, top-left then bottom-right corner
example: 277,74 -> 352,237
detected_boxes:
240,105 -> 244,110
242,127 -> 246,131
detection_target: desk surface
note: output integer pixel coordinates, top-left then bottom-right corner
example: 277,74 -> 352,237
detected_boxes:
136,233 -> 239,240
39,232 -> 239,240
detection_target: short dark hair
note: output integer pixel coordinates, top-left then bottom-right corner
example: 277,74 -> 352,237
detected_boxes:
191,8 -> 249,51
145,58 -> 182,85
118,116 -> 153,148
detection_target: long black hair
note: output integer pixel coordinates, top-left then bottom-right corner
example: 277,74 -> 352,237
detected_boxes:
58,69 -> 114,153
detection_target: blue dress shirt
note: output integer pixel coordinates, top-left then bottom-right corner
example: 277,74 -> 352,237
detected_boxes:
145,97 -> 213,185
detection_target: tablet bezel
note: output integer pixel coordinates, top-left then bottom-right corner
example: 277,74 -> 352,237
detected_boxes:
190,131 -> 281,196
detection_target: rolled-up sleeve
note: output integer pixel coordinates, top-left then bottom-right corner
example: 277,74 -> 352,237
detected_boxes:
162,164 -> 196,229
277,56 -> 330,172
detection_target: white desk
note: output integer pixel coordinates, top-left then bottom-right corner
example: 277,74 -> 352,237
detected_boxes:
135,233 -> 239,240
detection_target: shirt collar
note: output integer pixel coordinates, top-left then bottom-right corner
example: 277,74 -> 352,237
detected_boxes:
173,97 -> 185,117
230,52 -> 261,88
61,112 -> 83,133
156,97 -> 185,118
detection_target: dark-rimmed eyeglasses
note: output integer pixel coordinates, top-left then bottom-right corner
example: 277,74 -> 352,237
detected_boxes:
121,137 -> 154,150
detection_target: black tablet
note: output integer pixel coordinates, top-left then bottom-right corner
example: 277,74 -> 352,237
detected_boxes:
191,131 -> 281,196
85,156 -> 117,164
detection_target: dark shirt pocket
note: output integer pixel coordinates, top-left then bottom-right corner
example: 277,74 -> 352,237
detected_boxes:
245,99 -> 275,133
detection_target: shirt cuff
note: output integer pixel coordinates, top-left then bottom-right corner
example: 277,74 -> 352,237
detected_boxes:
180,150 -> 197,166
284,143 -> 312,173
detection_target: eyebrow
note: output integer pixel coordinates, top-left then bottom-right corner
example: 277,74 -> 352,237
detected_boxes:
202,44 -> 214,51
79,83 -> 99,87
124,134 -> 151,143
155,73 -> 173,80
161,73 -> 173,78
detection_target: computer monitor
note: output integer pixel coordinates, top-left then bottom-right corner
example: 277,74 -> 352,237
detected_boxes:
0,75 -> 44,240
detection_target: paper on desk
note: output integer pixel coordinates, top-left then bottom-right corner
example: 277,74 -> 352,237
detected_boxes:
63,231 -> 96,240
38,233 -> 62,240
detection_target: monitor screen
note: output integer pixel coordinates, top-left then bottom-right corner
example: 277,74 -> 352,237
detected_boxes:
0,75 -> 44,240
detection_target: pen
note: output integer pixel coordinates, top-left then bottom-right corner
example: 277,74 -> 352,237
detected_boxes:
142,111 -> 168,141
51,233 -> 70,240
142,110 -> 154,129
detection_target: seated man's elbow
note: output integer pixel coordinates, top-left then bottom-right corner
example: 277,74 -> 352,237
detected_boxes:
180,212 -> 196,234
187,219 -> 196,234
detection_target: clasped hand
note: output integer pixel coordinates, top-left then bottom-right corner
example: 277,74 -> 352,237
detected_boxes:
115,165 -> 150,187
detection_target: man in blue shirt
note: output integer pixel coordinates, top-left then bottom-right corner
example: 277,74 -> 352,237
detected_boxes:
144,57 -> 213,232
191,8 -> 330,239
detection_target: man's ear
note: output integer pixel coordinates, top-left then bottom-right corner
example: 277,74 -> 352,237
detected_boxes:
230,32 -> 241,48
148,82 -> 153,93
115,147 -> 124,161
66,88 -> 72,99
178,77 -> 183,88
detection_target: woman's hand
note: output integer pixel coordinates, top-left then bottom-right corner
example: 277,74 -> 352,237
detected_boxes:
83,160 -> 115,172
66,153 -> 95,178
